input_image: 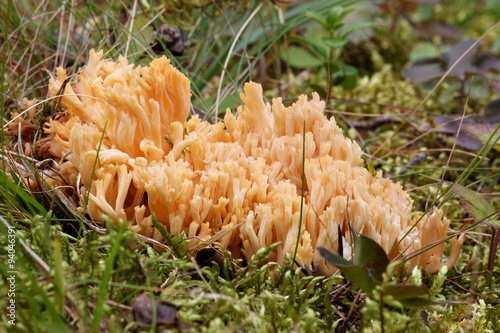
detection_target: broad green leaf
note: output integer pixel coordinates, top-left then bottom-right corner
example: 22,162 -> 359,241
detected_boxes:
346,220 -> 390,278
447,182 -> 500,226
304,28 -> 330,58
463,123 -> 500,152
339,22 -> 374,40
409,43 -> 441,62
289,32 -> 328,59
326,6 -> 345,29
352,234 -> 390,281
283,46 -> 325,69
306,11 -> 328,30
322,37 -> 347,49
331,69 -> 346,86
317,247 -> 378,297
318,218 -> 390,296
339,64 -> 358,90
395,297 -> 439,307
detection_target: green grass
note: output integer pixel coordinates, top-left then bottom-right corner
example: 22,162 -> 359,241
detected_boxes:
1,0 -> 500,332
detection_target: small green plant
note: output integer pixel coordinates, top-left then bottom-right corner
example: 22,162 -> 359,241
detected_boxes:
285,6 -> 372,99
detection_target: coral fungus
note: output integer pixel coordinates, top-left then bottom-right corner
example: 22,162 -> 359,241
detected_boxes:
41,50 -> 464,275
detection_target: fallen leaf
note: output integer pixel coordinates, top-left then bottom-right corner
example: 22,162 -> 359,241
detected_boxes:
442,39 -> 482,79
413,20 -> 462,39
463,123 -> 500,151
402,61 -> 444,84
373,0 -> 440,16
132,293 -> 190,329
434,115 -> 484,150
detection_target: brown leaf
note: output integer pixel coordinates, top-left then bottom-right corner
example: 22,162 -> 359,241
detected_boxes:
413,20 -> 462,39
132,293 -> 190,329
374,0 -> 440,15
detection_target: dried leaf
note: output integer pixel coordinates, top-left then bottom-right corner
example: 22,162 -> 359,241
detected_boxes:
434,115 -> 484,150
413,20 -> 462,39
463,123 -> 500,151
132,293 -> 190,329
404,39 -> 500,85
442,39 -> 482,79
374,0 -> 440,15
402,61 -> 444,84
478,53 -> 500,73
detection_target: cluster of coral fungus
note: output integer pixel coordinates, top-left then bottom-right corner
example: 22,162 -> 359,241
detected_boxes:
37,50 -> 463,275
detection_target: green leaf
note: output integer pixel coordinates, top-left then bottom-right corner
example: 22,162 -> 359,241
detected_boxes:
317,247 -> 378,297
322,37 -> 347,49
339,22 -> 374,39
317,217 -> 390,297
326,6 -> 345,29
331,69 -> 346,86
304,28 -> 330,58
283,46 -> 325,69
396,297 -> 439,307
384,284 -> 439,307
447,182 -> 500,226
340,64 -> 358,90
352,234 -> 390,281
384,285 -> 429,300
409,43 -> 441,62
306,11 -> 328,30
346,218 -> 390,280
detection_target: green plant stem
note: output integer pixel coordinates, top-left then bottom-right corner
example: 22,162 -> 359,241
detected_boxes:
292,121 -> 306,267
326,47 -> 333,103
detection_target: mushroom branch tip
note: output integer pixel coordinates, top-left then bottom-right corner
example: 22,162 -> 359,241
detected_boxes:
33,49 -> 464,276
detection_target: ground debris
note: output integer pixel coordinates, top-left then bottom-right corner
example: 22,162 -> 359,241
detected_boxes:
132,293 -> 191,329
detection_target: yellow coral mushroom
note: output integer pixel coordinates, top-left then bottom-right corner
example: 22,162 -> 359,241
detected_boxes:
43,50 -> 465,275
